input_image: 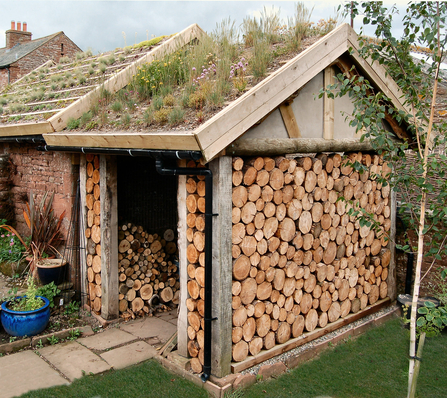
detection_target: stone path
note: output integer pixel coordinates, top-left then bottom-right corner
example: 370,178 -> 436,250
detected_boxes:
0,312 -> 177,398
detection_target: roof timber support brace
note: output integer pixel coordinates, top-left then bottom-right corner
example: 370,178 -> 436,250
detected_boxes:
332,55 -> 411,141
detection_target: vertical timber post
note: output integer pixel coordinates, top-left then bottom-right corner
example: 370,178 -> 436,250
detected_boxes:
177,159 -> 188,357
209,156 -> 233,377
388,187 -> 397,301
100,155 -> 119,319
323,66 -> 335,140
79,154 -> 88,307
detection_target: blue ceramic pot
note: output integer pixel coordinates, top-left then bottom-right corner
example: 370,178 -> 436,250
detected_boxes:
1,296 -> 50,337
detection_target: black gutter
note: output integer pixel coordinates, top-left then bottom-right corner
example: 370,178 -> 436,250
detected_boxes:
0,135 -> 46,143
155,158 -> 215,382
37,145 -> 202,161
38,145 -> 214,382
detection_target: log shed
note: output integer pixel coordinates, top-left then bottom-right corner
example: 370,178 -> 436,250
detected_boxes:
1,23 -> 415,380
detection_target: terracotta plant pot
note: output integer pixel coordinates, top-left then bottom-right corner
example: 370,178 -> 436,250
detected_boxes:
36,259 -> 68,286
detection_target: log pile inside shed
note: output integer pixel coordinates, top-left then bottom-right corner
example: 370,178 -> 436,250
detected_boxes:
118,224 -> 180,319
228,152 -> 391,363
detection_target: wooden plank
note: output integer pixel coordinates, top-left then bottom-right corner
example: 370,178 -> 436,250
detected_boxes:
323,67 -> 335,140
158,331 -> 178,356
196,24 -> 352,162
231,298 -> 391,373
42,132 -> 201,151
48,24 -> 205,132
0,121 -> 54,136
100,155 -> 119,319
279,102 -> 301,138
228,138 -> 375,156
209,156 -> 233,377
177,160 -> 188,357
388,188 -> 397,301
346,32 -> 408,115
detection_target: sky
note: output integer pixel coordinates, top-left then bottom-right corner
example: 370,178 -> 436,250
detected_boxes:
0,1 -> 407,54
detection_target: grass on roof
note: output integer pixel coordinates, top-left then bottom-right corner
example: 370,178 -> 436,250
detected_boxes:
0,3 -> 339,130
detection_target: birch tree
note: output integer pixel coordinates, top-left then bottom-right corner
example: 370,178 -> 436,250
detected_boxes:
328,2 -> 447,396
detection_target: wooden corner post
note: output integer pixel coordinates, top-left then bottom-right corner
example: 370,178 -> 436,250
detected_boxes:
177,160 -> 189,357
100,155 -> 119,319
209,156 -> 233,377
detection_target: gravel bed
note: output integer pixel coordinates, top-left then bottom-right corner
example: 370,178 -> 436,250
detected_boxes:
241,304 -> 400,375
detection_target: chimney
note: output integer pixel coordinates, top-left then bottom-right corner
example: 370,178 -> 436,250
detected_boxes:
5,20 -> 32,49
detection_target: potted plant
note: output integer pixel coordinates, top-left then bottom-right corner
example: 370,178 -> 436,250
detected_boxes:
0,191 -> 66,283
1,276 -> 50,337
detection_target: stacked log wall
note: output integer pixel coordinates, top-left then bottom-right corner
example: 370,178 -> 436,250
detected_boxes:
229,152 -> 392,363
84,154 -> 102,314
184,161 -> 208,374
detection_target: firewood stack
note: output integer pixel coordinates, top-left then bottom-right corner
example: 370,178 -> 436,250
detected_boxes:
85,154 -> 102,314
184,161 -> 208,374
118,223 -> 180,319
227,153 -> 391,363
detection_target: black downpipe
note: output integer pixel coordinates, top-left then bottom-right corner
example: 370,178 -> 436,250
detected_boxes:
155,158 -> 214,383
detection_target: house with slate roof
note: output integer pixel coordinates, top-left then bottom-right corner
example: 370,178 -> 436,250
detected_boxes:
0,22 -> 425,381
0,21 -> 81,90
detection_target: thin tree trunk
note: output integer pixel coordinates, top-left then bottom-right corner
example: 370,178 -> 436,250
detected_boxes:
407,18 -> 441,392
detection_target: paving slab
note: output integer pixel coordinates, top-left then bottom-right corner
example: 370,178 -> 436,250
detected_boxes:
40,341 -> 111,381
120,316 -> 177,342
100,340 -> 157,369
77,327 -> 136,350
0,350 -> 68,398
156,312 -> 179,326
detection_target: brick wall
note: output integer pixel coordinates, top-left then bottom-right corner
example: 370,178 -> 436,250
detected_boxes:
0,143 -> 78,241
0,69 -> 8,90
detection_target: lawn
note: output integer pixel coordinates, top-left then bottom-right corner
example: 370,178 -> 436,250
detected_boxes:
18,359 -> 209,398
243,318 -> 447,398
18,318 -> 447,398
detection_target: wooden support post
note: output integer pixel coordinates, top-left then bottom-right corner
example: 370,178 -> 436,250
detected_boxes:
209,156 -> 233,377
279,101 -> 301,138
388,187 -> 397,301
100,155 -> 119,319
177,160 -> 189,357
323,66 -> 335,140
79,155 -> 88,307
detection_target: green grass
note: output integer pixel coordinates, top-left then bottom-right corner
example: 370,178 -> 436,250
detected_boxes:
18,359 -> 209,398
242,318 -> 447,398
16,319 -> 447,398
